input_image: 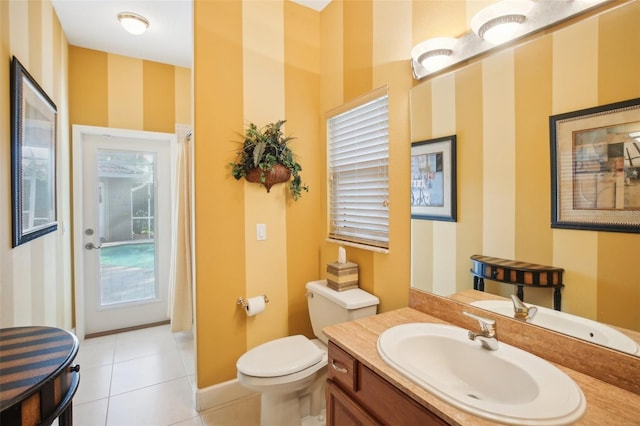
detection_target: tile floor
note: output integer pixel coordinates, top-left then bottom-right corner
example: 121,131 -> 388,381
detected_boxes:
73,324 -> 326,426
72,324 -> 262,426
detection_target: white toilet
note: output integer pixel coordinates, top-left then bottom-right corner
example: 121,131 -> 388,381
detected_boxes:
236,279 -> 380,426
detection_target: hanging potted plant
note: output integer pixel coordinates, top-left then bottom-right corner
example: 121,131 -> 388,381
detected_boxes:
229,120 -> 309,200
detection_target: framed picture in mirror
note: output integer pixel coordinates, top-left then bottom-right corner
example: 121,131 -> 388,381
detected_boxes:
410,135 -> 457,222
550,98 -> 640,233
11,56 -> 58,247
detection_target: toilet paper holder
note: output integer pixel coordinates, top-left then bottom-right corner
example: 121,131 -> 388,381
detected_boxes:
237,295 -> 269,308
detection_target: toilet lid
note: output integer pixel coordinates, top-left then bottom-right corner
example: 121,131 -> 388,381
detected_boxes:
236,335 -> 324,377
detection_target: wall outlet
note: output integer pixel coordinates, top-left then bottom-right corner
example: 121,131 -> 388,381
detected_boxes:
256,224 -> 267,241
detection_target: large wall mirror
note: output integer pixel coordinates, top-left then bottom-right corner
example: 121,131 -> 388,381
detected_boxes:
409,0 -> 640,358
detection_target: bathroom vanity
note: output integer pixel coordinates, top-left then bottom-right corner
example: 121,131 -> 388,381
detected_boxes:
323,289 -> 640,425
327,340 -> 447,425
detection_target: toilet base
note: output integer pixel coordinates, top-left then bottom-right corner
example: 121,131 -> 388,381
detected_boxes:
260,392 -> 300,426
258,371 -> 326,426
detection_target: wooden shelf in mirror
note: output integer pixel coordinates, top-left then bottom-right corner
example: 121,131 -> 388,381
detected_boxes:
470,254 -> 564,310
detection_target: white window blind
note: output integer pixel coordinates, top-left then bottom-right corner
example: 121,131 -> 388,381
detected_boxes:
327,91 -> 389,250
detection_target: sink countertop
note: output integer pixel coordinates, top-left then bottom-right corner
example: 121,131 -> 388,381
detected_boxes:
323,307 -> 640,425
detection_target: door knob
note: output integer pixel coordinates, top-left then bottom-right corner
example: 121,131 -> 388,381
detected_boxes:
85,242 -> 102,250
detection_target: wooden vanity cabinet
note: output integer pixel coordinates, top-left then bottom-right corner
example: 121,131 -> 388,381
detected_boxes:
327,341 -> 449,426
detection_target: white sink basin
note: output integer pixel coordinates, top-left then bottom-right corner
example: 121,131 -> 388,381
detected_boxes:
377,323 -> 586,425
471,300 -> 640,355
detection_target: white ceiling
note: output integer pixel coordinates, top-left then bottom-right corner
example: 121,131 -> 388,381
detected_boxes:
52,0 -> 330,69
52,0 -> 193,67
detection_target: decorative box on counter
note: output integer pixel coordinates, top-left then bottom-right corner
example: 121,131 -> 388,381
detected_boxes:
326,261 -> 359,291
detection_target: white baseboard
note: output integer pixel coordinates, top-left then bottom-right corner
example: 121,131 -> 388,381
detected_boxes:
195,378 -> 257,412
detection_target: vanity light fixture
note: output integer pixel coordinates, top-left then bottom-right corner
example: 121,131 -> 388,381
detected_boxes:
411,37 -> 458,76
117,12 -> 149,35
411,0 -> 609,81
470,0 -> 534,45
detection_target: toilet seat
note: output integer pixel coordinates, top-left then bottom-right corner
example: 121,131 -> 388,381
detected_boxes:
237,335 -> 324,377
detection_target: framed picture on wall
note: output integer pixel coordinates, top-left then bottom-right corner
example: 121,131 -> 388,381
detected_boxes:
11,56 -> 58,247
550,97 -> 640,233
410,135 -> 457,222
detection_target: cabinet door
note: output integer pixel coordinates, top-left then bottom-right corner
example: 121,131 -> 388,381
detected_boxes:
327,380 -> 381,426
328,341 -> 450,425
357,364 -> 449,425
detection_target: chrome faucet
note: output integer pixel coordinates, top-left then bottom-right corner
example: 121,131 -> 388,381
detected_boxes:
511,295 -> 538,322
463,311 -> 499,350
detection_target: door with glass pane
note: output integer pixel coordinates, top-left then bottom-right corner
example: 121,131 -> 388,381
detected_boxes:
81,132 -> 172,335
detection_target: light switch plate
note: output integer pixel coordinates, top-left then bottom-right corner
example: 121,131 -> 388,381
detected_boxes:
256,224 -> 267,241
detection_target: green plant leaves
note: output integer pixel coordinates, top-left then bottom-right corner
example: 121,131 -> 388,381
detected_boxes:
229,120 -> 309,200
252,141 -> 266,168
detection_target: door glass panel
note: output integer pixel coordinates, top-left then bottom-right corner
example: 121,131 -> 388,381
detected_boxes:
97,150 -> 157,306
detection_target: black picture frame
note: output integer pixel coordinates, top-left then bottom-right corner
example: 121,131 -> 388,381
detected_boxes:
410,135 -> 457,222
550,97 -> 640,233
11,56 -> 58,247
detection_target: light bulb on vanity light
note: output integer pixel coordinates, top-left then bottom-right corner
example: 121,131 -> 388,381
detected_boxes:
117,12 -> 149,35
411,37 -> 457,74
471,0 -> 534,45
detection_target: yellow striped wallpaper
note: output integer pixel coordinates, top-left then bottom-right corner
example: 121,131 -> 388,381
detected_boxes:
369,0 -> 413,312
68,47 -> 190,132
194,0 -> 245,388
193,0 -> 323,388
242,0 -> 288,350
1,0 -> 71,328
108,54 -> 143,130
284,2 -> 322,338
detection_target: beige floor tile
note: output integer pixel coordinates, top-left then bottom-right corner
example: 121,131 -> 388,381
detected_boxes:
187,374 -> 197,391
71,325 -> 206,426
110,349 -> 187,395
114,325 -> 177,363
175,331 -> 195,376
73,397 -> 109,426
173,330 -> 194,345
75,364 -> 113,405
76,335 -> 116,369
107,377 -> 198,426
170,416 -> 204,426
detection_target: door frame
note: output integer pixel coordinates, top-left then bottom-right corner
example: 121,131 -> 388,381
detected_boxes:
72,125 -> 177,339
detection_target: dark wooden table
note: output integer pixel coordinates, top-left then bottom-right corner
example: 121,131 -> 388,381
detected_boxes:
0,327 -> 80,426
470,254 -> 565,310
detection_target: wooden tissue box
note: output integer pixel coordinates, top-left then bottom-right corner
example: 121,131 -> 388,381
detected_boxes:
326,261 -> 359,291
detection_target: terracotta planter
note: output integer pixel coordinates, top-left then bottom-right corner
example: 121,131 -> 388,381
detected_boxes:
245,164 -> 291,192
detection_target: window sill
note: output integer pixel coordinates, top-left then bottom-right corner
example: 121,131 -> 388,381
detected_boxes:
326,238 -> 389,254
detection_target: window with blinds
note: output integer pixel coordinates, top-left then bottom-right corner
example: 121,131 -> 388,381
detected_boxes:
327,90 -> 389,250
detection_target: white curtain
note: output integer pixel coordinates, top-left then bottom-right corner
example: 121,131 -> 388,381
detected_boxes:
169,128 -> 193,332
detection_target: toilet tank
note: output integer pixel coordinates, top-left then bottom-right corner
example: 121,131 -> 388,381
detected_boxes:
306,280 -> 380,344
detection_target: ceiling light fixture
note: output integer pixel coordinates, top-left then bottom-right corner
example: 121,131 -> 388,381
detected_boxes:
471,1 -> 534,45
117,12 -> 149,35
411,37 -> 458,74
